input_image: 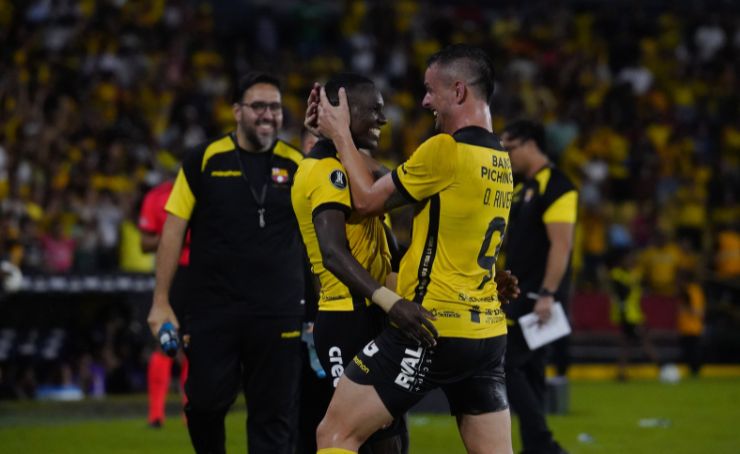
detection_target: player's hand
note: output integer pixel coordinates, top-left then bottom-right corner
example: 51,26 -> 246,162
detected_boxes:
304,82 -> 321,137
388,299 -> 438,348
533,295 -> 554,324
147,298 -> 179,339
317,86 -> 351,141
495,270 -> 520,304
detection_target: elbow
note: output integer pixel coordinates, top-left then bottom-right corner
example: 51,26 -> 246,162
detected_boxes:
321,246 -> 342,276
352,198 -> 381,217
354,203 -> 375,217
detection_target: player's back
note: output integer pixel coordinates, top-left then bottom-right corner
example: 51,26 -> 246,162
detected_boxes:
392,126 -> 513,338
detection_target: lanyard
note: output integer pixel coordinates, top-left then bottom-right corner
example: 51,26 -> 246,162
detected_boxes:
233,136 -> 269,228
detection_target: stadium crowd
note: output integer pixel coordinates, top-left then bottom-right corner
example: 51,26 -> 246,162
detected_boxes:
1,0 -> 739,398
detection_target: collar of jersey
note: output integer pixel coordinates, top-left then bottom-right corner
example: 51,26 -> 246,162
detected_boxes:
452,126 -> 503,150
307,139 -> 338,160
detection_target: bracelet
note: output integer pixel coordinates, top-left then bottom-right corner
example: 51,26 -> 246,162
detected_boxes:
539,287 -> 555,297
371,286 -> 402,312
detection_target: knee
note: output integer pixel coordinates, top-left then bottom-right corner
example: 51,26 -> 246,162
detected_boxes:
316,415 -> 363,449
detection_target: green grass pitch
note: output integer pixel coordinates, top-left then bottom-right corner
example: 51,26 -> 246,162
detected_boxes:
0,378 -> 738,453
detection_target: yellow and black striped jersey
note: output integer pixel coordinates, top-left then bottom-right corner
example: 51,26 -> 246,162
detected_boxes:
292,140 -> 392,312
391,126 -> 513,339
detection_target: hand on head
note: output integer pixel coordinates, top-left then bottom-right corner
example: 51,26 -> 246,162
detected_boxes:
317,86 -> 351,141
303,82 -> 321,137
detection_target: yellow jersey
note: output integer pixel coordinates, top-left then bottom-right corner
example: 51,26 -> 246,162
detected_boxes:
292,140 -> 392,311
391,127 -> 513,339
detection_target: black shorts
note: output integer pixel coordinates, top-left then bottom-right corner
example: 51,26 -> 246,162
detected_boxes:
314,305 -> 406,443
314,305 -> 388,388
345,327 -> 508,418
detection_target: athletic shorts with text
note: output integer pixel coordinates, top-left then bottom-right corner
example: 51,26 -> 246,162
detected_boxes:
345,327 -> 508,417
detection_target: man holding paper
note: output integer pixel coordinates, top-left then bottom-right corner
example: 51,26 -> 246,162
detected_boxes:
501,120 -> 578,454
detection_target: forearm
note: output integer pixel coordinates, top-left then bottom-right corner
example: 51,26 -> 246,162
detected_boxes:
540,242 -> 571,294
323,245 -> 383,300
153,215 -> 187,304
333,133 -> 385,214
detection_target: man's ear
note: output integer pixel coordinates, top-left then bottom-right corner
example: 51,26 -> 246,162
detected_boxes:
454,81 -> 466,104
232,103 -> 241,121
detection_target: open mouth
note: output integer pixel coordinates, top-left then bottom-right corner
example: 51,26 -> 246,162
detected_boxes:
257,123 -> 275,133
370,128 -> 381,138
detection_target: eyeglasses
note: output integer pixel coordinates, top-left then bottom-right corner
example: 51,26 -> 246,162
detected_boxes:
238,101 -> 282,115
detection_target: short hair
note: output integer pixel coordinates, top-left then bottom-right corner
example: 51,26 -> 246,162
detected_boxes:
324,73 -> 376,107
233,72 -> 281,103
502,119 -> 546,152
427,44 -> 495,102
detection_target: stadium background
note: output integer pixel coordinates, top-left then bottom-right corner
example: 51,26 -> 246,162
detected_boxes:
0,0 -> 739,452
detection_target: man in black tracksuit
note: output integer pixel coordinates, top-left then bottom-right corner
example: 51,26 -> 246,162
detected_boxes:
501,120 -> 577,454
148,73 -> 305,454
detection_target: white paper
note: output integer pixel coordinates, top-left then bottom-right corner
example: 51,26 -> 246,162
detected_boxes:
517,301 -> 571,350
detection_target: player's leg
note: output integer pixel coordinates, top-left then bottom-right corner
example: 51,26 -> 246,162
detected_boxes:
505,327 -> 557,453
443,334 -> 511,454
457,410 -> 512,454
316,375 -> 394,452
184,309 -> 243,454
147,350 -> 173,426
315,308 -> 407,454
242,315 -> 302,454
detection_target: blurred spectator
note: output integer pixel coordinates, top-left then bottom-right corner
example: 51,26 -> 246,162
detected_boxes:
609,249 -> 661,380
638,231 -> 685,296
677,269 -> 706,377
40,218 -> 75,273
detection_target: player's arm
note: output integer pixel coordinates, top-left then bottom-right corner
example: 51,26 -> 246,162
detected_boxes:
533,183 -> 577,322
148,157 -> 198,337
148,213 -> 187,337
314,209 -> 437,346
318,87 -> 410,216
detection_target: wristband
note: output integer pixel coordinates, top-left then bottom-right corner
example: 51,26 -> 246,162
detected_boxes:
538,287 -> 555,298
372,286 -> 402,312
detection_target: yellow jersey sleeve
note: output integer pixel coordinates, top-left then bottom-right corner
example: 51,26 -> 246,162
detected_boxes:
543,190 -> 578,223
308,158 -> 352,217
165,169 -> 196,220
392,134 -> 457,202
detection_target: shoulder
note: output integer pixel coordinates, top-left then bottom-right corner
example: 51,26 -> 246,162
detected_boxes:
273,140 -> 304,166
184,134 -> 235,171
421,133 -> 456,150
545,166 -> 576,193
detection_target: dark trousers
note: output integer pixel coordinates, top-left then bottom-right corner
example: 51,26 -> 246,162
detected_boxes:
184,310 -> 302,454
505,325 -> 560,454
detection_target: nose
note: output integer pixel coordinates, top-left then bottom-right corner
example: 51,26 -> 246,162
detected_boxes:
422,93 -> 431,109
261,108 -> 276,121
378,112 -> 387,126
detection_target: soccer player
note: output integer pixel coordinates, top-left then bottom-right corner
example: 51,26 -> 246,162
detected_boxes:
292,73 -> 410,453
139,178 -> 190,428
314,44 -> 515,454
501,119 -> 577,454
148,72 -> 305,454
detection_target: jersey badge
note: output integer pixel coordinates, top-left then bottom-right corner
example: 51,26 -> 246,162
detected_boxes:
330,170 -> 347,189
272,167 -> 289,184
